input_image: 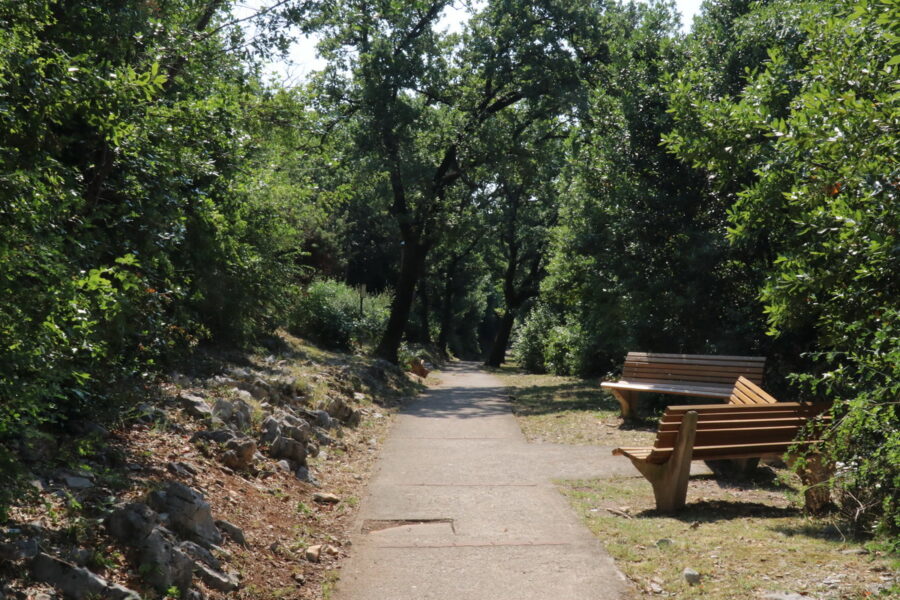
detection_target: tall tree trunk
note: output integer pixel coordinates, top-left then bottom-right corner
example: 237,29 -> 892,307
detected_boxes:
485,310 -> 516,367
375,242 -> 427,363
419,285 -> 433,345
437,263 -> 457,357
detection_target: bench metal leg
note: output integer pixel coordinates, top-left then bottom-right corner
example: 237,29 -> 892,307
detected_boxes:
610,389 -> 639,420
628,411 -> 699,513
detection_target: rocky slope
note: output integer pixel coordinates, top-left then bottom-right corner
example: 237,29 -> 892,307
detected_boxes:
0,333 -> 424,600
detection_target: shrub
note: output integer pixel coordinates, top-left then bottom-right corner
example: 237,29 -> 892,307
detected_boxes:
511,304 -> 556,373
289,280 -> 391,350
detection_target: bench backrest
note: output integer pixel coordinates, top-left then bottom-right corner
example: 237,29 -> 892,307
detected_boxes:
728,376 -> 777,404
645,402 -> 830,463
622,352 -> 765,385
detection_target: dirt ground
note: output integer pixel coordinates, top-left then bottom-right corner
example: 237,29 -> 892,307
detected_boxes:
1,335 -> 418,600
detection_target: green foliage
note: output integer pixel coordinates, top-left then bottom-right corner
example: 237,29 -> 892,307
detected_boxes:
511,303 -> 556,374
289,280 -> 391,351
666,0 -> 899,536
0,0 -> 307,516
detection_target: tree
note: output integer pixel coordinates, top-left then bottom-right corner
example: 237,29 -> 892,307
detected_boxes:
666,0 -> 898,536
482,116 -> 564,366
299,0 -> 609,362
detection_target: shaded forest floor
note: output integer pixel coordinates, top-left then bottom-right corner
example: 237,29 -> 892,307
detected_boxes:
1,333 -> 424,600
495,367 -> 899,599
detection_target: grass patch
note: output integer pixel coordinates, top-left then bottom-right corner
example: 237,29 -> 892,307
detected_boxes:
493,366 -> 656,448
561,475 -> 899,598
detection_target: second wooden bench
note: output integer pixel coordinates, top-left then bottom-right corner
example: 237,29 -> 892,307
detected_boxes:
601,352 -> 767,419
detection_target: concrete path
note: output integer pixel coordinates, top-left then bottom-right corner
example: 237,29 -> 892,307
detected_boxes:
334,362 -> 636,600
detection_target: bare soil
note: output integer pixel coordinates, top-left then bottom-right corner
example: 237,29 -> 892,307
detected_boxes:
1,334 -> 418,600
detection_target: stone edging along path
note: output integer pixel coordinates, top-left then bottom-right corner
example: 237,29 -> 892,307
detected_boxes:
333,362 -> 637,600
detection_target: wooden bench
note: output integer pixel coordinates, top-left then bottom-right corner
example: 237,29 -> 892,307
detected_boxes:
612,397 -> 831,513
601,352 -> 767,419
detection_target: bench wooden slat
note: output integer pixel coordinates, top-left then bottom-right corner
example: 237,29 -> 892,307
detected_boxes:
611,393 -> 831,513
602,381 -> 733,399
624,361 -> 765,374
658,416 -> 831,431
624,370 -> 762,385
626,352 -> 766,363
642,440 -> 818,464
730,376 -> 777,404
654,425 -> 805,449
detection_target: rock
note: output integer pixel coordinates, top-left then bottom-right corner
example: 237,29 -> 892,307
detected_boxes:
179,394 -> 212,419
762,593 -> 814,600
171,372 -> 193,387
148,482 -> 222,547
249,378 -> 272,400
167,461 -> 199,477
305,545 -> 323,563
209,375 -> 237,387
324,397 -> 361,427
230,388 -> 254,404
184,588 -> 207,600
275,460 -> 292,472
655,538 -> 674,548
648,582 -> 663,594
212,398 -> 234,422
304,544 -> 337,563
312,492 -> 340,504
269,435 -> 307,466
59,475 -> 92,490
230,398 -> 253,431
840,547 -> 868,555
221,438 -> 256,471
228,367 -> 252,380
195,563 -> 239,592
353,392 -> 367,402
190,429 -> 235,444
292,572 -> 306,585
178,541 -> 221,571
215,520 -> 247,547
0,537 -> 40,562
106,502 -> 159,542
283,422 -> 312,444
301,409 -> 333,430
313,427 -> 337,446
31,553 -> 140,600
683,568 -> 701,585
138,527 -> 193,594
66,548 -> 92,566
259,416 -> 282,445
295,467 -> 319,486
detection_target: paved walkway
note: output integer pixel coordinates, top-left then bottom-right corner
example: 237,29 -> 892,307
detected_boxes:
334,362 -> 636,600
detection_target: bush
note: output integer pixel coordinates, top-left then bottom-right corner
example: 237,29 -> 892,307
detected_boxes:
289,280 -> 391,350
792,311 -> 900,539
511,304 -> 556,373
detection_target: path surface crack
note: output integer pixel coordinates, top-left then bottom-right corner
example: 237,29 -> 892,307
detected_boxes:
361,518 -> 456,534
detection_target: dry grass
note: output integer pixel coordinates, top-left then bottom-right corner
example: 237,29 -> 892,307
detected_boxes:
492,366 -> 898,599
492,366 -> 657,448
562,475 -> 899,599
